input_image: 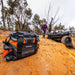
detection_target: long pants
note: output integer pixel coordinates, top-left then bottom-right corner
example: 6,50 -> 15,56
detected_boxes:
42,31 -> 46,38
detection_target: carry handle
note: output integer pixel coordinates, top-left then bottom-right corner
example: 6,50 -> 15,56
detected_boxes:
3,36 -> 10,44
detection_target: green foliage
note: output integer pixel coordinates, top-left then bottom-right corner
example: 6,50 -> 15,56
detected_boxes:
7,0 -> 19,14
15,21 -> 21,28
39,18 -> 47,27
15,27 -> 21,31
23,25 -> 33,32
7,0 -> 15,14
14,0 -> 32,30
69,26 -> 75,31
5,0 -> 32,31
15,25 -> 33,32
54,23 -> 65,30
32,14 -> 47,29
42,18 -> 47,23
1,0 -> 6,28
24,0 -> 28,6
25,8 -> 32,19
8,27 -> 13,31
0,26 -> 6,30
0,21 -> 2,25
0,26 -> 13,31
32,14 -> 47,34
34,26 -> 42,35
32,14 -> 40,25
4,7 -> 12,28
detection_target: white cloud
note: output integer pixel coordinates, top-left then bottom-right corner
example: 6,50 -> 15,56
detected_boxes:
68,20 -> 75,27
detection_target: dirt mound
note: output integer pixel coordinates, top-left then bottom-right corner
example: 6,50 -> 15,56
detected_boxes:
0,30 -> 3,34
72,37 -> 75,48
0,31 -> 75,75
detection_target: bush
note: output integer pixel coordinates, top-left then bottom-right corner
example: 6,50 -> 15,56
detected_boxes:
8,27 -> 13,31
0,26 -> 6,30
15,27 -> 21,31
23,25 -> 33,32
34,26 -> 42,35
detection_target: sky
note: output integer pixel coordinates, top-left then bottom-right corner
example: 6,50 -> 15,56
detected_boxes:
0,0 -> 75,28
27,0 -> 75,28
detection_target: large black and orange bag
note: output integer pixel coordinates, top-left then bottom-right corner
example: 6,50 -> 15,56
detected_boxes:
3,31 -> 39,61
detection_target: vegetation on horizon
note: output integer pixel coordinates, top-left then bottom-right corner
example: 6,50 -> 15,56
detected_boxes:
0,0 -> 75,34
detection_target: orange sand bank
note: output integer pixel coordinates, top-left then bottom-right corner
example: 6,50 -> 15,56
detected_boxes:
0,30 -> 75,75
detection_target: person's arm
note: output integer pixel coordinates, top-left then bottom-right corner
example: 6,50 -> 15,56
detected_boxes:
46,25 -> 48,30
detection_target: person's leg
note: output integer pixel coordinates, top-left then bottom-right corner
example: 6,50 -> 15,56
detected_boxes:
43,32 -> 44,38
42,31 -> 44,38
43,31 -> 46,38
44,31 -> 46,37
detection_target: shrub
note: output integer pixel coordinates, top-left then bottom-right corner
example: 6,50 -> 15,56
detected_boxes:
15,27 -> 21,31
8,27 -> 13,31
0,26 -> 6,30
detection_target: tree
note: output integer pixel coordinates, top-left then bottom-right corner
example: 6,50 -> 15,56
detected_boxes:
32,14 -> 40,26
49,17 -> 53,32
69,26 -> 75,31
33,26 -> 42,35
38,18 -> 47,28
0,21 -> 2,25
54,23 -> 65,30
32,14 -> 47,33
4,7 -> 12,29
69,26 -> 75,37
32,14 -> 47,27
1,0 -> 6,28
32,14 -> 48,34
48,15 -> 59,32
6,0 -> 32,31
47,2 -> 60,32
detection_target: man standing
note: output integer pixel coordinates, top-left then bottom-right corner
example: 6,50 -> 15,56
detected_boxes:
41,22 -> 48,38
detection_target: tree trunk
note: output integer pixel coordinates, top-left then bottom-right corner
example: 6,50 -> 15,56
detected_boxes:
1,0 -> 6,28
49,18 -> 53,32
7,21 -> 10,28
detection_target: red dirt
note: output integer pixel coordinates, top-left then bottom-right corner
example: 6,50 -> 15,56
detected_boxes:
0,30 -> 75,75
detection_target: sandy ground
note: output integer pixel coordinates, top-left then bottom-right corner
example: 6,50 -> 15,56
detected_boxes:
0,30 -> 75,75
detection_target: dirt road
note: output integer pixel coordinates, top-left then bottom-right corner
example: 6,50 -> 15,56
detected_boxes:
0,31 -> 75,75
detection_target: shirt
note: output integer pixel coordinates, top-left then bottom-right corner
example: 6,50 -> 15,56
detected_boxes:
41,24 -> 48,31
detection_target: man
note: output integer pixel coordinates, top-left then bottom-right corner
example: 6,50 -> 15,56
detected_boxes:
41,22 -> 48,38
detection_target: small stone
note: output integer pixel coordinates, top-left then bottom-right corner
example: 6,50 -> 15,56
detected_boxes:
16,68 -> 19,71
